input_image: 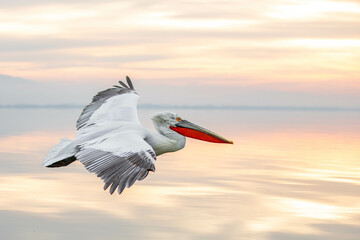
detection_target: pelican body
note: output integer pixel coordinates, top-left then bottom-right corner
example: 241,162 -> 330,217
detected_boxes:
43,77 -> 233,194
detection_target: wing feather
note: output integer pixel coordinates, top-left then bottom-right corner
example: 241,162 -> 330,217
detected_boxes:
73,77 -> 157,195
75,135 -> 156,195
138,170 -> 149,181
118,81 -> 130,89
126,76 -> 134,89
76,76 -> 139,130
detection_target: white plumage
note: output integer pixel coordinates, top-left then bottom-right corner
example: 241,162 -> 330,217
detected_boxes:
43,76 -> 232,195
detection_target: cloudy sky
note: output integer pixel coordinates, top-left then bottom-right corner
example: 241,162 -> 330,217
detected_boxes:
0,0 -> 359,106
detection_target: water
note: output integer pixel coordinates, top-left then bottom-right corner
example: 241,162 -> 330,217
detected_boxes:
0,108 -> 359,240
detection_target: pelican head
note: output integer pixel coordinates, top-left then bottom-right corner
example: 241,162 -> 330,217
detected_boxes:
151,112 -> 233,144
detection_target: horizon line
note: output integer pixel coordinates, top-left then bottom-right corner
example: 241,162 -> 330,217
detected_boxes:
0,104 -> 359,112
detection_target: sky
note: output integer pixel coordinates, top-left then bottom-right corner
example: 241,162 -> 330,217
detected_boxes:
0,2 -> 360,238
0,0 -> 359,107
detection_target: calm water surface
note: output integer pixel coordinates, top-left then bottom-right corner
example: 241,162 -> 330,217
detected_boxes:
0,108 -> 359,240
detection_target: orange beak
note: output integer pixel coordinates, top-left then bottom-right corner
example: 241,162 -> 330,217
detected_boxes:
170,120 -> 233,144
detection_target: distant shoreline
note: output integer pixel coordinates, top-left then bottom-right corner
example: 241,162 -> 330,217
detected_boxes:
0,104 -> 359,112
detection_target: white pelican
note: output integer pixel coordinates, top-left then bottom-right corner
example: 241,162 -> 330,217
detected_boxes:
43,77 -> 233,194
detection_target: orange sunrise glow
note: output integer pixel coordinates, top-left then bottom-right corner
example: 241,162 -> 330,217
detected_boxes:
0,1 -> 359,239
0,0 -> 359,91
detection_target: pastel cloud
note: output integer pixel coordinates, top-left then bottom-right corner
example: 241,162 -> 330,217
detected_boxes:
0,0 -> 359,106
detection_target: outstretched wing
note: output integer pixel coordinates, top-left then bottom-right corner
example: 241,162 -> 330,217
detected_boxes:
75,132 -> 156,195
76,76 -> 139,131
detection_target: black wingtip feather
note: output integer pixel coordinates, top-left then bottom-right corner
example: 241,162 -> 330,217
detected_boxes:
104,181 -> 112,191
126,76 -> 134,90
109,181 -> 118,194
118,81 -> 129,89
116,76 -> 135,90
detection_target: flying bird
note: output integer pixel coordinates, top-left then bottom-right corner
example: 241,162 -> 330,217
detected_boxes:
43,77 -> 233,194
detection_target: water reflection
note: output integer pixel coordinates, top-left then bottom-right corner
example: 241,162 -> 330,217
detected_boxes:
0,108 -> 359,239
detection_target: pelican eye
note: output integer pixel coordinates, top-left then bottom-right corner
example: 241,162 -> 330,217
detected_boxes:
176,117 -> 182,121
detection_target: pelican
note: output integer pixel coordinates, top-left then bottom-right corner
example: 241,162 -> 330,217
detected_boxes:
43,77 -> 233,194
